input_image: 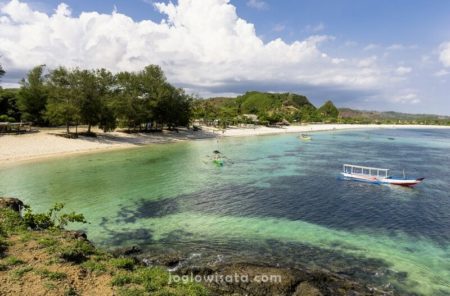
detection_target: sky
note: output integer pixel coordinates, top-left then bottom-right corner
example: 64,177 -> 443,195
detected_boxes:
0,0 -> 449,114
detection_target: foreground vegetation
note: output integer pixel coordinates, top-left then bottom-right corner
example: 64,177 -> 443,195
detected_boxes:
0,199 -> 208,296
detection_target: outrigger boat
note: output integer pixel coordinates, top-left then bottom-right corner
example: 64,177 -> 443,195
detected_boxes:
299,134 -> 312,141
341,164 -> 424,187
212,150 -> 224,167
213,156 -> 224,167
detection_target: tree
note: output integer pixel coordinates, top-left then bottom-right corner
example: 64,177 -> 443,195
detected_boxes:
154,85 -> 192,129
114,71 -> 147,130
114,65 -> 180,131
0,89 -> 21,122
72,69 -> 102,133
46,67 -> 81,134
17,65 -> 48,125
95,69 -> 116,132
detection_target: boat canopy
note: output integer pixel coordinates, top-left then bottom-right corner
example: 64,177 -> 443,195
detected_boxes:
343,164 -> 390,178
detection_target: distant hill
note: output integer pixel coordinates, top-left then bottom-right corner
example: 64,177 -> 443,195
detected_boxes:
193,91 -> 334,125
192,92 -> 450,126
339,108 -> 450,124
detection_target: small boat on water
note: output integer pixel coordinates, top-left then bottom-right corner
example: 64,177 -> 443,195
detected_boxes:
213,158 -> 224,167
212,150 -> 224,167
341,164 -> 424,187
299,134 -> 312,141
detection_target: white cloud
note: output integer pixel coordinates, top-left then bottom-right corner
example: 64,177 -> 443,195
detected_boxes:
0,0 -> 401,100
434,69 -> 449,77
395,66 -> 412,75
393,92 -> 420,104
439,42 -> 450,67
386,43 -> 417,51
246,0 -> 268,10
344,41 -> 358,47
363,43 -> 379,51
305,22 -> 325,33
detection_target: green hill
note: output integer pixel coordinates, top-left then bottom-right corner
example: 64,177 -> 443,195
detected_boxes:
192,92 -> 450,127
236,91 -> 314,114
338,108 -> 450,124
318,100 -> 339,119
192,91 -> 323,126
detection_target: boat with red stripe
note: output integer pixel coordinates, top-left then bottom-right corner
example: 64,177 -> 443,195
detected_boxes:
341,164 -> 424,187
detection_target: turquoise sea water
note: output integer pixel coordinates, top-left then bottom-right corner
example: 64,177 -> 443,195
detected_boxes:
1,128 -> 449,295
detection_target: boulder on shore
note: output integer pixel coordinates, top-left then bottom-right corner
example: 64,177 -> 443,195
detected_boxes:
0,197 -> 24,212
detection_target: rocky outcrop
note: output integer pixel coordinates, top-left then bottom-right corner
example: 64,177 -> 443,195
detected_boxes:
0,197 -> 24,212
111,245 -> 142,257
174,263 -> 382,296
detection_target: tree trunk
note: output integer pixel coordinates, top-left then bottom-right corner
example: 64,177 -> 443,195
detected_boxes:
66,122 -> 70,134
87,124 -> 91,133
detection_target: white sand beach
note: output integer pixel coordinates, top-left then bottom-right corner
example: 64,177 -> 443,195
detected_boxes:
1,124 -> 449,164
0,127 -> 215,164
203,123 -> 450,137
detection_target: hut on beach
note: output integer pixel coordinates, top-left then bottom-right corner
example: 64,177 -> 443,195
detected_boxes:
0,122 -> 33,134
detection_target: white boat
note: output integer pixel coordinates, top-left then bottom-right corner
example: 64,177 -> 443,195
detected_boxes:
341,164 -> 424,187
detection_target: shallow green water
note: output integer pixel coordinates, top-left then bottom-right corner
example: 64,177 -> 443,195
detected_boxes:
1,129 -> 449,295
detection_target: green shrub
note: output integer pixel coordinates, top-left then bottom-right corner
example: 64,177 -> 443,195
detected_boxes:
111,272 -> 133,287
5,256 -> 25,266
10,266 -> 33,278
110,257 -> 136,271
38,236 -> 58,248
18,231 -> 33,242
0,208 -> 26,235
23,203 -> 87,230
58,240 -> 95,263
117,287 -> 148,296
81,260 -> 107,274
133,267 -> 169,292
36,268 -> 67,280
0,237 -> 7,254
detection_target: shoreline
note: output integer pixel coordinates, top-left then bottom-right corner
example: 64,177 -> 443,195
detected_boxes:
1,124 -> 449,165
0,127 -> 215,166
204,123 -> 450,137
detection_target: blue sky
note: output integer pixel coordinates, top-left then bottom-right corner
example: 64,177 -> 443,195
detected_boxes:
1,0 -> 450,114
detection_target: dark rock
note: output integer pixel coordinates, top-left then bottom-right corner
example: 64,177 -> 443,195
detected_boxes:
148,252 -> 184,268
0,197 -> 24,212
111,245 -> 142,257
177,263 -> 380,296
64,231 -> 88,241
293,282 -> 323,296
78,269 -> 87,279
